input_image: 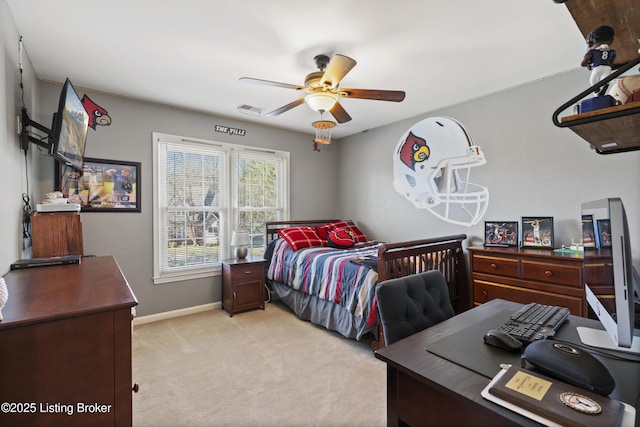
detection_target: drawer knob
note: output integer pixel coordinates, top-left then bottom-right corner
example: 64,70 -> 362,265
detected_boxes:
490,263 -> 497,269
482,290 -> 488,298
244,270 -> 252,274
544,270 -> 553,276
133,383 -> 139,393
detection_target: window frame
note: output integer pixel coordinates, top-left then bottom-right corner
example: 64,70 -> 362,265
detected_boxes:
152,133 -> 289,284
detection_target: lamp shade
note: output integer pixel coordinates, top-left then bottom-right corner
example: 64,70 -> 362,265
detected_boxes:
305,92 -> 337,112
231,231 -> 250,247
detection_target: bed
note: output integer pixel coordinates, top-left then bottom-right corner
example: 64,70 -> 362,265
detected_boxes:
264,219 -> 471,350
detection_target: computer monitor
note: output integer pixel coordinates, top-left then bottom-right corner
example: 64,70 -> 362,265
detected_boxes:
579,198 -> 640,354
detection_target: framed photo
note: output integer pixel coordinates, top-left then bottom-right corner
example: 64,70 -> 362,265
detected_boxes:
484,221 -> 518,246
596,219 -> 612,248
581,214 -> 597,249
521,217 -> 554,249
57,158 -> 140,212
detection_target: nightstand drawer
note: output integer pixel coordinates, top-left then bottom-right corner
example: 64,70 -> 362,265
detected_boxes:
521,260 -> 581,287
472,255 -> 519,278
228,263 -> 265,282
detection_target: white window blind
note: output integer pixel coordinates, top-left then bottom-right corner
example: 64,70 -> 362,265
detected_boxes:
153,133 -> 289,283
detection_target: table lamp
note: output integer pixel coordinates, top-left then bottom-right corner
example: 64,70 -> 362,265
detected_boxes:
231,231 -> 250,259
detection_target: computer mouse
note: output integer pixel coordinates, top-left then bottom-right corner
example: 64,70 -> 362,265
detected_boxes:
483,329 -> 523,352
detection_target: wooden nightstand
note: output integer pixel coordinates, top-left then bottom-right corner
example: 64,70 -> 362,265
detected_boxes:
221,258 -> 266,316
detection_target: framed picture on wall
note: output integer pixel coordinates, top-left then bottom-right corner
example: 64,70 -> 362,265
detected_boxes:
521,216 -> 554,249
57,158 -> 141,212
484,221 -> 518,247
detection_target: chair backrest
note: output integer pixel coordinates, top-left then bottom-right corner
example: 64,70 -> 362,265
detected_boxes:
376,270 -> 455,346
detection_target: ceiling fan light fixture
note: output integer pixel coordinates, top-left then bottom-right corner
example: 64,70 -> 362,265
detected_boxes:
305,92 -> 337,112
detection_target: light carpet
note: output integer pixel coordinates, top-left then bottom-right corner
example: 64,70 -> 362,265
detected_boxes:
132,300 -> 387,427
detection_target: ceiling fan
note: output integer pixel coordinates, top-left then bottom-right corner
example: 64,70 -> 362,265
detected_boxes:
240,54 -> 406,123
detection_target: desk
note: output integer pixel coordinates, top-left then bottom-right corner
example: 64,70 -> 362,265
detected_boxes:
375,299 -> 640,427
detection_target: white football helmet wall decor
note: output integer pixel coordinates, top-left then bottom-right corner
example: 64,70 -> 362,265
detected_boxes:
393,116 -> 489,227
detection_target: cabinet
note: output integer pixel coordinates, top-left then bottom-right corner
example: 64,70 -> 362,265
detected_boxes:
30,212 -> 83,258
468,246 -> 614,317
0,256 -> 138,427
222,258 -> 266,316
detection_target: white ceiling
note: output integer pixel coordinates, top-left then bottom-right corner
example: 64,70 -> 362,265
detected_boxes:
7,0 -> 586,140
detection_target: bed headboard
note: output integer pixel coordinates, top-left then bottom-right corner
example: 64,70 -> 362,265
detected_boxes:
265,219 -> 356,242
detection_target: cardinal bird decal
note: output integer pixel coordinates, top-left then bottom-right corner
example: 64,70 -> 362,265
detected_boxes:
82,95 -> 111,130
398,131 -> 430,171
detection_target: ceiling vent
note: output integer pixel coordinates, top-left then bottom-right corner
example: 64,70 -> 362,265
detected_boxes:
237,104 -> 264,116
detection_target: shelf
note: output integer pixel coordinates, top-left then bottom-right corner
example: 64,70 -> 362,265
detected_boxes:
553,0 -> 640,154
565,0 -> 640,66
560,101 -> 640,154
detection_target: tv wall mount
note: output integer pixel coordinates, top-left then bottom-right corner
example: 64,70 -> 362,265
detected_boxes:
19,107 -> 55,155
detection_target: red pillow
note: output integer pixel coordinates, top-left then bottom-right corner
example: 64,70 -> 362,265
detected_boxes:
317,221 -> 367,243
315,222 -> 338,240
279,226 -> 325,251
327,228 -> 356,249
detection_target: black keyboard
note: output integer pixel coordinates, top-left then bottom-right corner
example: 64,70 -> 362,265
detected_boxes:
497,302 -> 570,344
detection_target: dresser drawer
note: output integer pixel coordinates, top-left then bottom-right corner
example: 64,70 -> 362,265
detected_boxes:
474,280 -> 583,315
584,261 -> 613,285
472,255 -> 519,278
521,260 -> 581,287
229,263 -> 265,283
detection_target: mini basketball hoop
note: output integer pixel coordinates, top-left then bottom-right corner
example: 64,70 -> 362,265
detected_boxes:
312,119 -> 336,145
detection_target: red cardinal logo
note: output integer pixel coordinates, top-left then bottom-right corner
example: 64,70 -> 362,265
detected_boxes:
398,132 -> 430,171
81,95 -> 111,130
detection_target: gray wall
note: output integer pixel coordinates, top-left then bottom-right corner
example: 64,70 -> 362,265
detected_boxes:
338,70 -> 640,270
0,0 -> 42,269
3,0 -> 638,317
35,82 -> 340,316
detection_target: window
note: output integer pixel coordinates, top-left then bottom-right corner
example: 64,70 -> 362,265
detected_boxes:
153,133 -> 289,283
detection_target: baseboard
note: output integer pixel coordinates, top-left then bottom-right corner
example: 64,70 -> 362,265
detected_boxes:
133,302 -> 221,327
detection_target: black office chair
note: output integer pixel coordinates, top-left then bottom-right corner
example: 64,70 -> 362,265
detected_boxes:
376,270 -> 455,346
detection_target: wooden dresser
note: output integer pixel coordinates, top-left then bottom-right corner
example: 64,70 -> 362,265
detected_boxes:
468,246 -> 614,317
0,256 -> 138,426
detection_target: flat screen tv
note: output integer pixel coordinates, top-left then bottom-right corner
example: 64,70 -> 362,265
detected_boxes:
579,198 -> 640,354
51,78 -> 89,172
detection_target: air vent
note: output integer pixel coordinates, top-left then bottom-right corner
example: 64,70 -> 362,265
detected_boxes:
237,104 -> 263,116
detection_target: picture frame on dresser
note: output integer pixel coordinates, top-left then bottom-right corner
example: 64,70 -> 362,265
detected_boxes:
596,219 -> 612,248
582,214 -> 597,249
483,221 -> 518,247
521,216 -> 554,249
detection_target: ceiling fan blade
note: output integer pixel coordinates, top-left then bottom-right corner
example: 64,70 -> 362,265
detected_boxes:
339,88 -> 406,102
329,102 -> 352,123
239,77 -> 303,91
265,97 -> 306,117
321,54 -> 357,88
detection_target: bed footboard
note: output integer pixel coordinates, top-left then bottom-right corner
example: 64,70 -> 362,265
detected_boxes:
372,234 -> 470,350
